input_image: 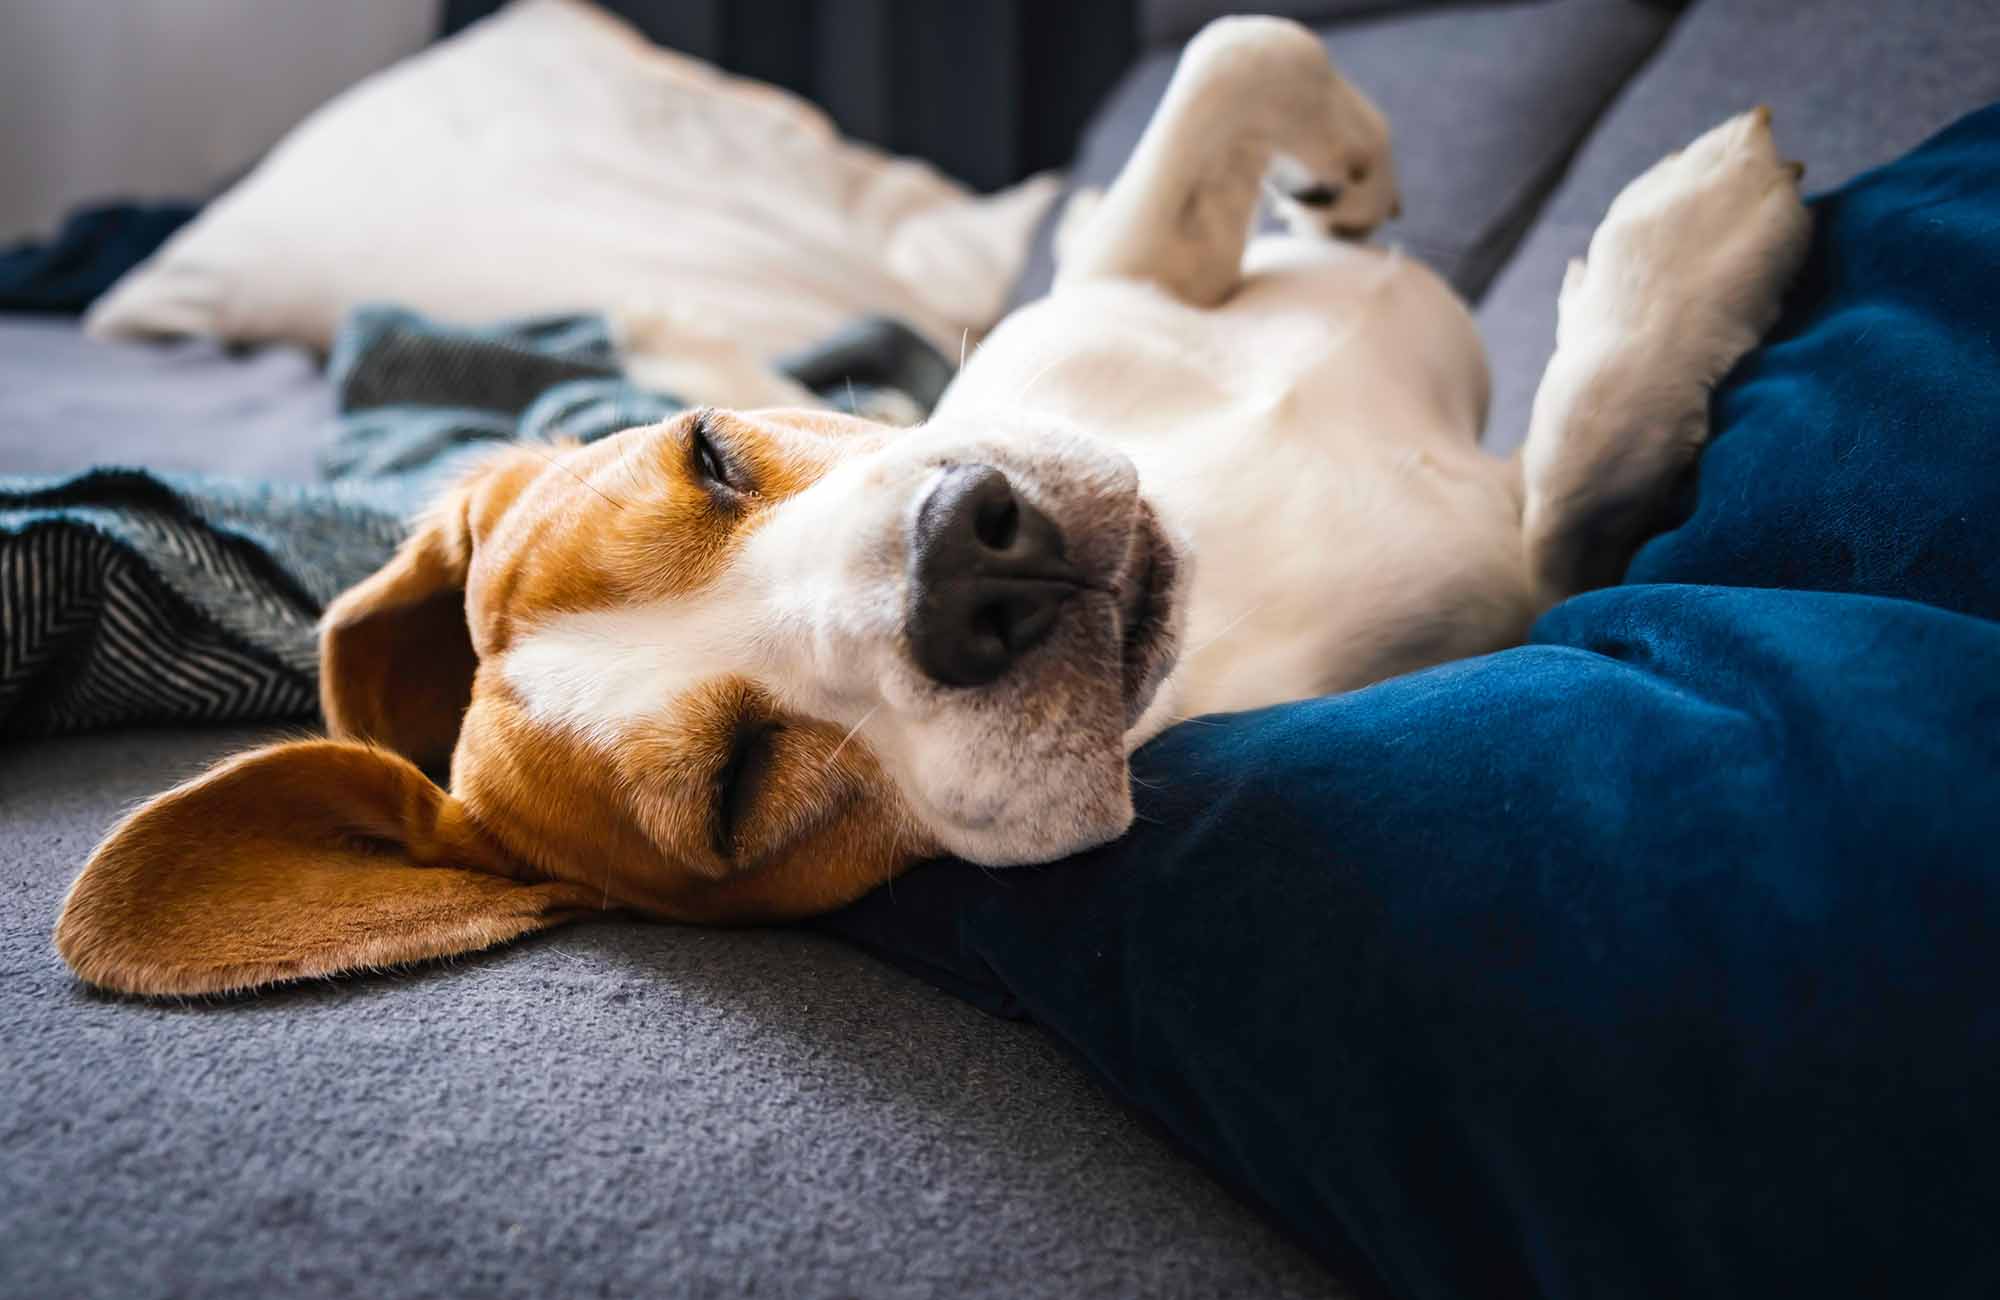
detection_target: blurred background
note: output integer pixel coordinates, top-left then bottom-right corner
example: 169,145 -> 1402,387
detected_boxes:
0,1 -> 438,238
0,0 -> 1144,239
11,0 -> 1997,434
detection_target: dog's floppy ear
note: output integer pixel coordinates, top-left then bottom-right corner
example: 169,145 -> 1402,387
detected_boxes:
54,740 -> 602,997
320,448 -> 542,773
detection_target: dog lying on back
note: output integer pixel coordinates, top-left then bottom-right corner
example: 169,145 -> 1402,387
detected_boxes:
56,17 -> 1810,996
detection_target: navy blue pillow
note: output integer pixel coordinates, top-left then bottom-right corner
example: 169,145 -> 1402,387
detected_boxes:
820,105 -> 2000,1300
1628,108 -> 2000,618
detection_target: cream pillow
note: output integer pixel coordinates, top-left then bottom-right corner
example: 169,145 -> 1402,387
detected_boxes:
86,0 -> 1057,366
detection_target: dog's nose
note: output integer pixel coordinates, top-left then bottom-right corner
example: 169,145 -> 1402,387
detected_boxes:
908,464 -> 1080,686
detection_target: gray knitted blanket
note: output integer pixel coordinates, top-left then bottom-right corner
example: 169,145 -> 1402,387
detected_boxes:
0,307 -> 946,738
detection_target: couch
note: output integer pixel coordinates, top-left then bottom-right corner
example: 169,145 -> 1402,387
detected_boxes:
5,3 -> 1997,1297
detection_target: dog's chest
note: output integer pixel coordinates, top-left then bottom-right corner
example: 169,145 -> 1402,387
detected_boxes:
945,239 -> 1528,717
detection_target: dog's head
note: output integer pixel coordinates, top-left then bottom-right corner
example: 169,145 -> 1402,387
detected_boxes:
56,409 -> 1187,995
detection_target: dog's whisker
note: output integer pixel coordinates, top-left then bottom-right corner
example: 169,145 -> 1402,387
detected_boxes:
874,824 -> 895,901
1186,599 -> 1271,659
1013,356 -> 1066,405
518,441 -> 630,511
959,327 -> 970,371
825,704 -> 881,768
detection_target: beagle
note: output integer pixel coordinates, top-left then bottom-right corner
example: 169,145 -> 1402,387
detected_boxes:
55,17 -> 1811,996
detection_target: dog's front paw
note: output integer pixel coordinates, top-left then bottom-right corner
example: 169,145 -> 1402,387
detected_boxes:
1558,107 -> 1812,387
1266,148 -> 1400,242
1219,21 -> 1398,244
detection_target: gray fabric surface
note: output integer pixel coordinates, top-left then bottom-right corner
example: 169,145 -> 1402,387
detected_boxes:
0,316 -> 332,482
1011,0 -> 1674,307
1,727 -> 1348,1299
1477,0 -> 2000,452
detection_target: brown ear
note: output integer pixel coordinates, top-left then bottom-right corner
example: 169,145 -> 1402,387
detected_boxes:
54,740 -> 602,997
319,447 -> 542,772
321,495 -> 478,774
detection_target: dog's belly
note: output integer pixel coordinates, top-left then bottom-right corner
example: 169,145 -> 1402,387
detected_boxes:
943,237 -> 1534,729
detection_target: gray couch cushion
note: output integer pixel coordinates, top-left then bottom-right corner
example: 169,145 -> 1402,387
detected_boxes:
1478,0 -> 2000,452
0,725 -> 1349,1299
0,317 -> 332,482
1012,0 -> 1674,307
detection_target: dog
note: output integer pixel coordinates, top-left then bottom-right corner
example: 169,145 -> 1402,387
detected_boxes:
55,17 -> 1811,996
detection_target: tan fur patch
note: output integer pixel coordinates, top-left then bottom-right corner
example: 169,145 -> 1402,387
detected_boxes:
455,672 -> 934,925
53,741 -> 604,997
443,407 -> 933,921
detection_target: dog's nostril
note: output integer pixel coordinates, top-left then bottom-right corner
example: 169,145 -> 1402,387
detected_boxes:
908,464 -> 1080,687
975,494 -> 1020,551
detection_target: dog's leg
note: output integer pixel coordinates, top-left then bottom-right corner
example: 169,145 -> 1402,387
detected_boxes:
1055,16 -> 1398,308
1518,108 -> 1812,602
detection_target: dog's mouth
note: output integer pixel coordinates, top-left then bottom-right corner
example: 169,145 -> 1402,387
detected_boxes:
1113,502 -> 1183,726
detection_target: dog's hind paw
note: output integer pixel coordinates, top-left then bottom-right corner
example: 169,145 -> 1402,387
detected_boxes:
1519,110 -> 1813,599
1557,106 -> 1813,389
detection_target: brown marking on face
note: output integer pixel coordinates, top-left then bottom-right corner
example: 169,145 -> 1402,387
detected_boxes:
443,406 -> 932,920
465,408 -> 871,653
454,673 -> 937,925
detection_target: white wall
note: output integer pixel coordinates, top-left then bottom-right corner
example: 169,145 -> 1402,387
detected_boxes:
0,0 -> 442,239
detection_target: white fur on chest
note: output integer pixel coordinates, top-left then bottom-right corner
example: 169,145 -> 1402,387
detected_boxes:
944,236 -> 1530,718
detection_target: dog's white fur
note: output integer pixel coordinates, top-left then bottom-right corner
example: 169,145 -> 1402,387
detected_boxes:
508,16 -> 1811,866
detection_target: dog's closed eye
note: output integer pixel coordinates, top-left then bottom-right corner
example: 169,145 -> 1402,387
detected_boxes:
340,830 -> 406,857
688,408 -> 750,497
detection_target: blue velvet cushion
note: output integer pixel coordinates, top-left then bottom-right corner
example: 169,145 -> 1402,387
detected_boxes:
819,105 -> 2000,1300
